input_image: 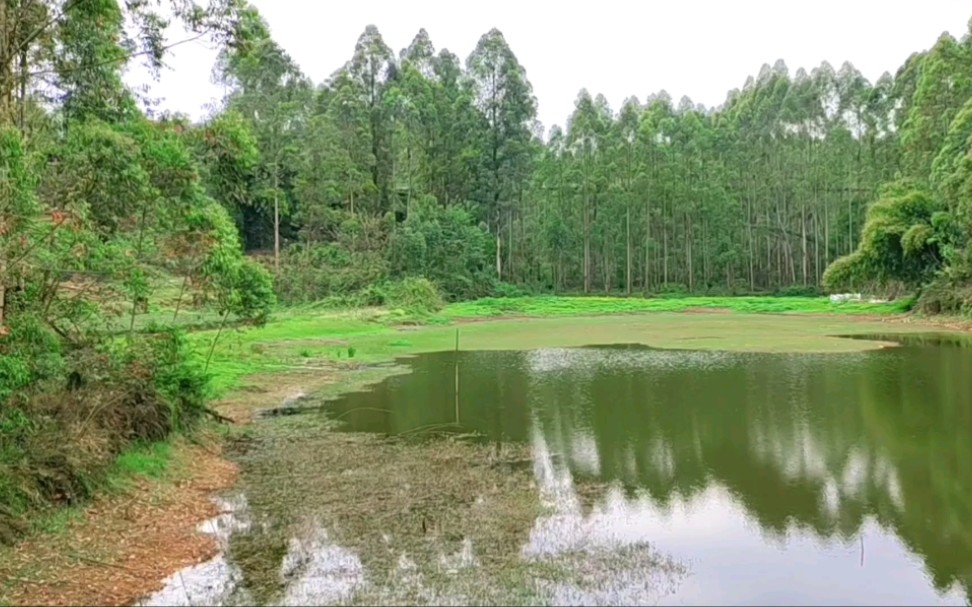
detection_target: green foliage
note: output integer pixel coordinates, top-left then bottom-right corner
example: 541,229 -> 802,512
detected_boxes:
773,285 -> 822,298
191,110 -> 262,230
443,295 -> 911,319
275,240 -> 389,305
0,316 -> 63,405
43,120 -> 155,235
0,330 -> 208,544
382,277 -> 445,315
823,183 -> 946,291
232,259 -> 276,325
55,0 -> 138,123
493,282 -> 531,298
387,197 -> 496,300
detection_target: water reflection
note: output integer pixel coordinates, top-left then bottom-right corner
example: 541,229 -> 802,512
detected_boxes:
327,336 -> 972,605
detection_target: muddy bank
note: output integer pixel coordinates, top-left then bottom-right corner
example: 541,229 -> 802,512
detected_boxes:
0,366 -> 348,607
0,438 -> 237,606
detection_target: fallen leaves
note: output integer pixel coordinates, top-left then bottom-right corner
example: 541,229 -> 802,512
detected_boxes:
0,438 -> 238,607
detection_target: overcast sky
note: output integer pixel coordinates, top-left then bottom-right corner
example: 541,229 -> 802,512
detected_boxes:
126,0 -> 972,131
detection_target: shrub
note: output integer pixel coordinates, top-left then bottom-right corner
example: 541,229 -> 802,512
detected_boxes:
383,277 -> 444,314
275,242 -> 389,304
0,329 -> 209,545
232,258 -> 275,326
656,283 -> 689,298
493,281 -> 529,298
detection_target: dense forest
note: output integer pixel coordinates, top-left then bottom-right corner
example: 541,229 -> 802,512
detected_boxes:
192,8 -> 972,305
2,0 -> 972,541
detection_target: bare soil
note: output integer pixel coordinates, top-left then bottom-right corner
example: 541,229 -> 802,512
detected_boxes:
0,367 -> 341,607
0,437 -> 237,607
213,369 -> 336,425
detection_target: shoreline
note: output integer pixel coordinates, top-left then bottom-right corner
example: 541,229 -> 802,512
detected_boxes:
0,438 -> 238,607
1,306 -> 968,606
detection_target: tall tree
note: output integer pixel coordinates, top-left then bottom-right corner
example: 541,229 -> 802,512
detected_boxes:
465,28 -> 537,279
215,3 -> 311,268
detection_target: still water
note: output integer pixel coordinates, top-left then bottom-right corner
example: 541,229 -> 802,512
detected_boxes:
323,334 -> 972,605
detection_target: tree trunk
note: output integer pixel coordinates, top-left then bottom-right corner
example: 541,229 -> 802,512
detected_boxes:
663,218 -> 669,286
0,1 -> 11,125
626,206 -> 632,295
801,205 -> 808,286
495,231 -> 502,280
686,215 -> 694,292
583,199 -> 591,294
702,218 -> 709,288
848,196 -> 854,255
273,168 -> 281,273
824,199 -> 830,268
603,245 -> 610,293
644,198 -> 651,293
406,143 -> 413,216
747,194 -> 755,292
508,209 -> 513,283
18,47 -> 26,134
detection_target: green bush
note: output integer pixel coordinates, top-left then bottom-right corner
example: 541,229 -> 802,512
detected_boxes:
493,281 -> 530,298
382,277 -> 445,314
275,242 -> 389,304
0,329 -> 210,545
232,258 -> 276,325
386,197 -> 495,301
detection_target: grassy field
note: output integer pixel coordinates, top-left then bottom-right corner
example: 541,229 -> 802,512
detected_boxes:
192,295 -> 926,398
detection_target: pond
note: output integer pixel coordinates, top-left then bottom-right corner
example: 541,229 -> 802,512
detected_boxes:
144,333 -> 972,606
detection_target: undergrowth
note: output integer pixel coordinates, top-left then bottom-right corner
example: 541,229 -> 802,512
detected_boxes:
0,329 -> 208,545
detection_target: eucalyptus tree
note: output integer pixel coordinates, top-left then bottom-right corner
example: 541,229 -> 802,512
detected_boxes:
346,25 -> 397,213
215,3 -> 312,267
614,97 -> 642,293
465,28 -> 537,279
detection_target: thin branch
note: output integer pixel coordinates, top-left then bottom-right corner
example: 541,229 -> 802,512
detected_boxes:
4,215 -> 66,270
15,0 -> 84,55
28,31 -> 209,78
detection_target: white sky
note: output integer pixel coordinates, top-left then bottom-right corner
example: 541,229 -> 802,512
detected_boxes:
127,0 -> 972,131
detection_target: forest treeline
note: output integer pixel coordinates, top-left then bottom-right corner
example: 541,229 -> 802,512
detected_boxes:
192,8 -> 972,306
1,0 -> 972,540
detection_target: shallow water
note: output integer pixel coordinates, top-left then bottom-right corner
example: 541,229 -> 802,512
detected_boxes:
142,333 -> 972,605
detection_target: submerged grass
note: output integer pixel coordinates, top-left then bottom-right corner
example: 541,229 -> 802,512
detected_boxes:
219,410 -> 682,606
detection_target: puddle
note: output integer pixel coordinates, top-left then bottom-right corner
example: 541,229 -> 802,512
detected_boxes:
138,495 -> 252,607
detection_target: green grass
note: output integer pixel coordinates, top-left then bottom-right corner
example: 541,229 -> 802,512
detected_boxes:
106,441 -> 172,486
191,295 -> 927,398
441,295 -> 913,319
